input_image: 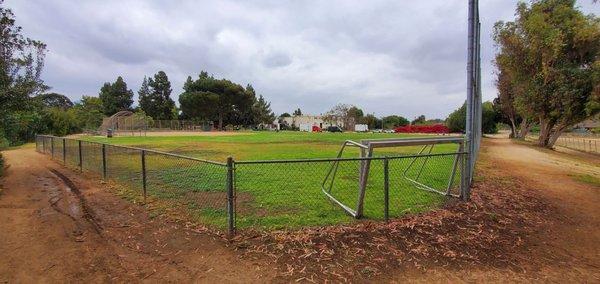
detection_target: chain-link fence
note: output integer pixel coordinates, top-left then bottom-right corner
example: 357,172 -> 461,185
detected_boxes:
36,135 -> 465,234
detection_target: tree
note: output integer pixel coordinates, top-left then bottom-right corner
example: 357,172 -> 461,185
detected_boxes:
71,96 -> 104,131
279,112 -> 291,118
494,0 -> 600,148
35,93 -> 73,109
382,115 -> 409,129
411,115 -> 426,125
0,1 -> 49,145
494,66 -> 524,138
137,76 -> 151,115
324,104 -> 355,130
179,71 -> 254,129
293,108 -> 302,116
347,106 -> 364,121
139,71 -> 175,120
253,94 -> 275,126
99,76 -> 133,116
446,104 -> 466,133
446,101 -> 498,134
363,113 -> 381,129
0,0 -> 48,115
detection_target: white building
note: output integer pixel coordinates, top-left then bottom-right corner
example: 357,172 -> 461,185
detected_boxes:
275,115 -> 347,131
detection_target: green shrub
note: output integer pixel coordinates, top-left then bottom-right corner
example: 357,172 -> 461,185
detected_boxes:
0,135 -> 9,150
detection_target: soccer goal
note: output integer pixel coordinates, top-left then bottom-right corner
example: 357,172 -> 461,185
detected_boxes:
321,136 -> 465,218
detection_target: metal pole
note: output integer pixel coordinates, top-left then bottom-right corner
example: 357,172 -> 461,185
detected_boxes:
102,144 -> 107,179
141,150 -> 147,203
62,138 -> 66,164
226,156 -> 235,236
383,157 -> 389,222
78,140 -> 83,172
465,0 -> 476,187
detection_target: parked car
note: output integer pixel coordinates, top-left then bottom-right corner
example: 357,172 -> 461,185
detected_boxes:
384,129 -> 395,133
326,126 -> 343,133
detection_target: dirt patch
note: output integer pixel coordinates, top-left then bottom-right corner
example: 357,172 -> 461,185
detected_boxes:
0,147 -> 276,282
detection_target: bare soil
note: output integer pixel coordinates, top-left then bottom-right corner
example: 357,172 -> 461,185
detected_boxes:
0,137 -> 598,282
0,146 -> 274,283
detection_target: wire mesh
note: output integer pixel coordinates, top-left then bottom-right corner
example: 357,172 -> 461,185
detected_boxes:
234,152 -> 463,230
64,139 -> 80,167
81,141 -> 103,173
34,135 -> 465,232
234,160 -> 352,229
145,152 -> 228,226
105,144 -> 142,191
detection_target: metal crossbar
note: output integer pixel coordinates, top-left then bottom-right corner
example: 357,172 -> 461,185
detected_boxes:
322,137 -> 466,218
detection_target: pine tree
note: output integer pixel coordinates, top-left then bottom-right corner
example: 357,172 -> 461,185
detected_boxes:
254,94 -> 275,126
138,77 -> 152,117
99,76 -> 133,116
143,71 -> 175,120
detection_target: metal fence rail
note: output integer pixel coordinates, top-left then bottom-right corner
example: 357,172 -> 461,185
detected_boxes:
36,134 -> 466,235
555,136 -> 599,154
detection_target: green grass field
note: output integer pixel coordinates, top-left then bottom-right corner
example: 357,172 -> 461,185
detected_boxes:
77,131 -> 463,229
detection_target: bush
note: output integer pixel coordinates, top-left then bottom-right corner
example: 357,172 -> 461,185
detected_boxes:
394,124 -> 450,134
0,135 -> 9,150
445,101 -> 499,134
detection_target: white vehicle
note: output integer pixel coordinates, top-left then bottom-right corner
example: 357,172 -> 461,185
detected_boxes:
384,129 -> 395,133
299,123 -> 313,132
355,124 -> 369,132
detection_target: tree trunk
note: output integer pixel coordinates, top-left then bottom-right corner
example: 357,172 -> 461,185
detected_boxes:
537,118 -> 552,147
516,118 -> 532,139
509,117 -> 517,138
218,113 -> 223,130
547,124 -> 567,149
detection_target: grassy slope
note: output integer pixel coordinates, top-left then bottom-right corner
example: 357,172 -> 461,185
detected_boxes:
80,131 -> 461,229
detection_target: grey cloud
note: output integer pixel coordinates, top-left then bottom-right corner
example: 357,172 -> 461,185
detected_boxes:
5,0 -> 598,118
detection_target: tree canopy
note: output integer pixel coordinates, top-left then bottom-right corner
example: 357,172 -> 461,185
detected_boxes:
99,76 -> 134,116
35,93 -> 73,110
493,0 -> 600,147
139,71 -> 176,120
446,101 -> 498,134
179,71 -> 256,129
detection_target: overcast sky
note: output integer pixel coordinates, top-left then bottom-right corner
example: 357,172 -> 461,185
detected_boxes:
6,0 -> 599,119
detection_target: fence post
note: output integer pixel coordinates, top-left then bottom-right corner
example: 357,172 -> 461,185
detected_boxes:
62,138 -> 66,164
141,150 -> 147,203
383,157 -> 389,222
460,141 -> 469,201
78,140 -> 83,172
41,136 -> 45,153
102,144 -> 107,179
226,156 -> 235,236
51,137 -> 55,159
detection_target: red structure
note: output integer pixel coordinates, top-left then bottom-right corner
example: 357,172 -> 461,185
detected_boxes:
394,124 -> 450,134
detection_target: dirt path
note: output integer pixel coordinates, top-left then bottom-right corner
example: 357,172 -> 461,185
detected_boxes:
0,146 -> 274,282
482,138 -> 599,270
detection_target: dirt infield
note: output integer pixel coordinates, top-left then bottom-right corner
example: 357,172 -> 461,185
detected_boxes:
0,137 -> 598,282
